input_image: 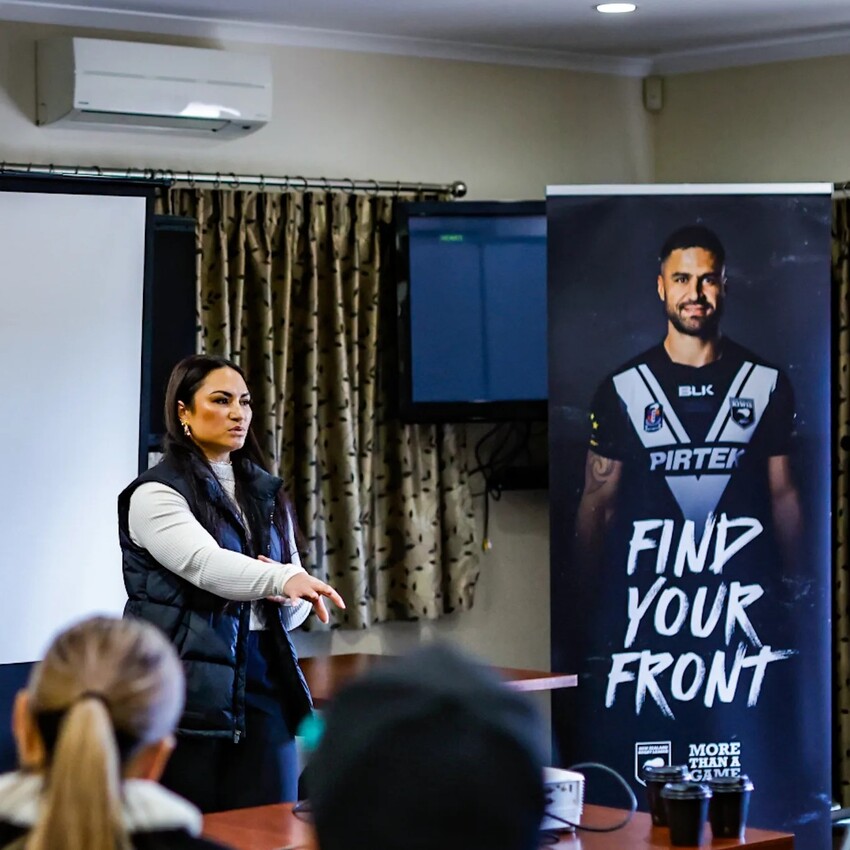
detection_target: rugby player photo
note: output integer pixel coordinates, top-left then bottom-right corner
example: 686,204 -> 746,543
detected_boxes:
573,224 -> 802,572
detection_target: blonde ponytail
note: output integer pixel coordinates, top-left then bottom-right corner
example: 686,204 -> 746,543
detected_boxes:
27,697 -> 129,850
21,617 -> 184,850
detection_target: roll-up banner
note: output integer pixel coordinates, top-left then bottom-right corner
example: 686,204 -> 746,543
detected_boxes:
548,185 -> 832,850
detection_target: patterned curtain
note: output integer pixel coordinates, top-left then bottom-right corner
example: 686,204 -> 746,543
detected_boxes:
156,188 -> 480,629
834,196 -> 850,805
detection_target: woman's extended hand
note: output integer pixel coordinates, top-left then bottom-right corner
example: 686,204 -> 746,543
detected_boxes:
258,556 -> 346,624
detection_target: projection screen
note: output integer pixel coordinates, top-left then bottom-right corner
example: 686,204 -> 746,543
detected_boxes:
0,183 -> 149,663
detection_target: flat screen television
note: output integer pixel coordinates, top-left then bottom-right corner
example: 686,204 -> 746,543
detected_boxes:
395,200 -> 547,423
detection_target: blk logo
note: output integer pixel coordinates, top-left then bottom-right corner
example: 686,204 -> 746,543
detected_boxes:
679,384 -> 714,398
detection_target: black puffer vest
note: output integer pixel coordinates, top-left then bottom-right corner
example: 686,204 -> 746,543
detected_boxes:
118,453 -> 312,741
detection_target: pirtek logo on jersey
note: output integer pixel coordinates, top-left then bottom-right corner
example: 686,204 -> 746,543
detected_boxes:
617,358 -> 776,523
649,446 -> 745,472
679,384 -> 714,397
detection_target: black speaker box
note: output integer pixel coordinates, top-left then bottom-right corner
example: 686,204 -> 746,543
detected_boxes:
148,215 -> 197,446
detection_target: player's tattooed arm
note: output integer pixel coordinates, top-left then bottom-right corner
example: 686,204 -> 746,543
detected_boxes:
582,451 -> 621,496
574,450 -> 622,570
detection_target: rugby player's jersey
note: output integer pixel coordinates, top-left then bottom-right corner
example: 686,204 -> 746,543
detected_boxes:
588,338 -> 794,525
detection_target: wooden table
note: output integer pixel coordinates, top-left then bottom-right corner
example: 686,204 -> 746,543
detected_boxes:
203,802 -> 794,850
298,652 -> 577,705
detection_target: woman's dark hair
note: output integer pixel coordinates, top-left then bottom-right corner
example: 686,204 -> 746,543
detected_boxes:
162,354 -> 299,560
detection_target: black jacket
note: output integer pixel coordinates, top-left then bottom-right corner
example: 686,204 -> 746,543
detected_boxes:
118,453 -> 312,740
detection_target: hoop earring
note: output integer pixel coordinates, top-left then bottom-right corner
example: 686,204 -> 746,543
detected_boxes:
182,421 -> 191,437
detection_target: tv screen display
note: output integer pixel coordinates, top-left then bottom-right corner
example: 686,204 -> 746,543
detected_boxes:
396,201 -> 547,422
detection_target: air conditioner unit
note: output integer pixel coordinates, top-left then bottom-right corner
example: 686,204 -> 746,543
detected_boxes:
36,37 -> 272,137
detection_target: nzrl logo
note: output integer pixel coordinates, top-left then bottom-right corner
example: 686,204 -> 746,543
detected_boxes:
730,397 -> 755,427
644,402 -> 663,432
679,384 -> 714,398
635,741 -> 672,786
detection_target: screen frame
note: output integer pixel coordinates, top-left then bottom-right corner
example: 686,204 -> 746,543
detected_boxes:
395,199 -> 547,424
0,173 -> 158,764
0,172 -> 158,472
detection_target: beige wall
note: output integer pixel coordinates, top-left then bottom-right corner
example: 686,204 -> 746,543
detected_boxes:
653,54 -> 850,183
0,19 -> 656,671
0,21 -> 653,200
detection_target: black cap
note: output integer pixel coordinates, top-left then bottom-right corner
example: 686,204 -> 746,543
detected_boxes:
308,642 -> 547,850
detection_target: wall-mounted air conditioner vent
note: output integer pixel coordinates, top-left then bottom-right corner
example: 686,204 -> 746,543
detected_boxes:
36,37 -> 273,137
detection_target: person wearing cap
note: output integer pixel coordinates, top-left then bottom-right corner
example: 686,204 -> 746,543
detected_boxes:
307,642 -> 547,850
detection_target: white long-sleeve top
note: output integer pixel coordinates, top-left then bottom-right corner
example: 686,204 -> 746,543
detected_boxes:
128,460 -> 310,631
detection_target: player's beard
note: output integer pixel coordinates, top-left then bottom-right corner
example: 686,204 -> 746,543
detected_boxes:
665,298 -> 723,339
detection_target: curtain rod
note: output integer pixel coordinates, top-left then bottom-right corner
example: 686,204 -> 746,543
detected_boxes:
0,161 -> 467,197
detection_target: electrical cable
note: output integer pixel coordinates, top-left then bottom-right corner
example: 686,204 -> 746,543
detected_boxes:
539,761 -> 637,843
468,421 -> 543,548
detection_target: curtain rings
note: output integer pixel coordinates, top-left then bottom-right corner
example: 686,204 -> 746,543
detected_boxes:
394,180 -> 402,198
228,172 -> 239,189
186,170 -> 196,189
258,174 -> 267,193
367,178 -> 380,197
294,175 -> 308,192
320,176 -> 331,192
214,172 -> 222,190
343,177 -> 356,195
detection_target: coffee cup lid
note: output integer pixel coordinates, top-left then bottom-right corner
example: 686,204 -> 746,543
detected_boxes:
643,764 -> 690,782
706,775 -> 754,793
660,781 -> 712,800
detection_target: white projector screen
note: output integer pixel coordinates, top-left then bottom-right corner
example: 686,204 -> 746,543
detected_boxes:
0,188 -> 148,663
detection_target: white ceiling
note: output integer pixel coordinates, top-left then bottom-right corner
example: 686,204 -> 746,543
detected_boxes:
2,0 -> 850,75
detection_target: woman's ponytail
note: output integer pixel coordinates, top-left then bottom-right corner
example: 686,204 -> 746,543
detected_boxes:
27,697 -> 129,850
21,618 -> 184,850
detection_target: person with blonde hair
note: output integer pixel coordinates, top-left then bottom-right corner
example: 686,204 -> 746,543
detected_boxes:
0,615 -> 231,850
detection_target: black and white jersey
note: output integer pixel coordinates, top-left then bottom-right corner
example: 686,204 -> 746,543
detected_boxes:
589,338 -> 794,525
